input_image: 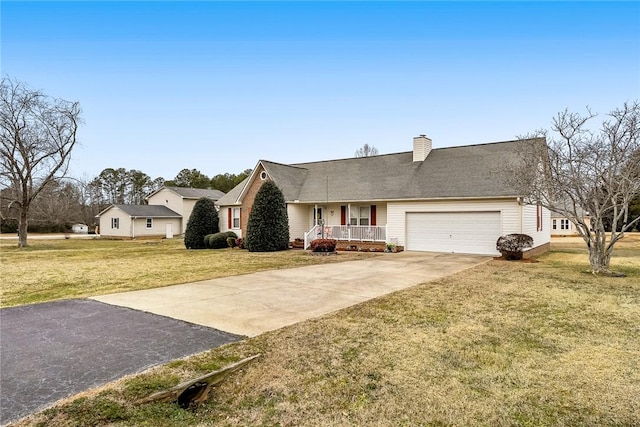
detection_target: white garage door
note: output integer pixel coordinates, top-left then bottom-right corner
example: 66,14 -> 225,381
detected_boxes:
406,212 -> 501,255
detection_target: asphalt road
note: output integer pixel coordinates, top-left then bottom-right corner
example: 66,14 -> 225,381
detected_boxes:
0,299 -> 241,425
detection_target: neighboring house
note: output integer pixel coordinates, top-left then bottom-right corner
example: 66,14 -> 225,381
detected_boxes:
550,210 -> 591,236
218,135 -> 551,256
146,186 -> 226,233
96,186 -> 225,238
97,205 -> 182,239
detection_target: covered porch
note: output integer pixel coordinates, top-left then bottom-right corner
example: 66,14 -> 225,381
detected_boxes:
304,224 -> 387,249
288,202 -> 387,250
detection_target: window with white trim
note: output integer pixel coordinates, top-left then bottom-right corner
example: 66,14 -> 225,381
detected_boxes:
560,219 -> 570,230
552,219 -> 557,230
232,208 -> 241,228
146,218 -> 153,229
349,206 -> 370,226
111,218 -> 119,229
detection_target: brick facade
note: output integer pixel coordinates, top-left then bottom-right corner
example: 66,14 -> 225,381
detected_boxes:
240,164 -> 268,234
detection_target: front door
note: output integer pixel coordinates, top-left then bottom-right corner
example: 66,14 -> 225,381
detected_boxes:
314,207 -> 324,226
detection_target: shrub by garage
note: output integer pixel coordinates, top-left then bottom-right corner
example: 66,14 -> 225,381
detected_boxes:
496,233 -> 533,260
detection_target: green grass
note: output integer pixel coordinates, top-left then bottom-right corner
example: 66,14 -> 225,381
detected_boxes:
13,235 -> 640,426
0,238 -> 375,307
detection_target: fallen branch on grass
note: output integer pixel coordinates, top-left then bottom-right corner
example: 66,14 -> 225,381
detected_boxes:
137,354 -> 261,408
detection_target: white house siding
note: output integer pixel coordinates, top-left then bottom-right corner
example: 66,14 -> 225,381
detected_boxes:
386,199 -> 524,251
98,207 -> 132,238
302,203 -> 388,228
130,217 -> 180,238
219,207 -> 243,238
521,204 -> 552,247
219,207 -> 230,234
148,189 -> 196,234
148,189 -> 184,216
550,215 -> 588,236
287,204 -> 308,241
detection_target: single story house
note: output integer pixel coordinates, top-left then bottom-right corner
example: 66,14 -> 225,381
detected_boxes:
217,135 -> 551,256
551,209 -> 591,236
97,186 -> 225,238
96,204 -> 182,239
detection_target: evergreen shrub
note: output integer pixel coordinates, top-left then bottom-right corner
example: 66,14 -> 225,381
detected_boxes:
245,180 -> 289,252
184,198 -> 219,249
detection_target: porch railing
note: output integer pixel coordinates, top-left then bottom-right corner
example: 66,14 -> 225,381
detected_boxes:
304,225 -> 320,250
304,225 -> 386,249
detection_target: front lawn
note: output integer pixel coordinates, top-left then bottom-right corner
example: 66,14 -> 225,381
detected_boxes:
0,238 -> 375,307
14,235 -> 640,426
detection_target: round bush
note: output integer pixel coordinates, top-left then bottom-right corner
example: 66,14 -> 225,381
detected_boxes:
496,233 -> 533,260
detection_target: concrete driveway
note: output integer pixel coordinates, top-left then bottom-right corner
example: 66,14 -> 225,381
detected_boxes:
94,251 -> 490,337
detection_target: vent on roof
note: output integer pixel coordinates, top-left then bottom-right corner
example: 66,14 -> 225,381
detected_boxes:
413,135 -> 432,162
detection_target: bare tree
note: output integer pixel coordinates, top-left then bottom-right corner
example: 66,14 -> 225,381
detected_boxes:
355,144 -> 379,157
0,77 -> 81,247
507,101 -> 640,274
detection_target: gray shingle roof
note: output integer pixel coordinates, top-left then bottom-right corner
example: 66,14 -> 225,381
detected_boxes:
219,138 -> 541,204
165,186 -> 225,200
216,178 -> 248,206
111,204 -> 181,217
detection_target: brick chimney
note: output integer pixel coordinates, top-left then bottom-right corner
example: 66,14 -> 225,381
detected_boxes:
413,135 -> 432,162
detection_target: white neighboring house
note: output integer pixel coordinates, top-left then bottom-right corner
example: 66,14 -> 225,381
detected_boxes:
97,205 -> 182,239
96,186 -> 226,238
550,210 -> 591,236
218,135 -> 552,256
146,186 -> 226,234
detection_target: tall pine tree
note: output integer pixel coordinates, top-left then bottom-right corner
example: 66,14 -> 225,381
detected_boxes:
184,198 -> 219,249
246,181 -> 289,252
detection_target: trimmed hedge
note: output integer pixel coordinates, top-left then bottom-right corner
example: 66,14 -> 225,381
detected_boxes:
310,239 -> 337,253
204,231 -> 238,249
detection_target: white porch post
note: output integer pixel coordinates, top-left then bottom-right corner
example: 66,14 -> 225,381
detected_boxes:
347,203 -> 351,240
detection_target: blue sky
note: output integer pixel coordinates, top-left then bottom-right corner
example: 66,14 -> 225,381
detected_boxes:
2,1 -> 639,181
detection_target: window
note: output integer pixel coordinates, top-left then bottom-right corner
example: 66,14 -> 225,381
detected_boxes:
560,219 -> 570,230
232,208 -> 241,228
260,171 -> 268,180
146,218 -> 153,229
111,218 -> 119,229
350,206 -> 370,226
552,219 -> 557,230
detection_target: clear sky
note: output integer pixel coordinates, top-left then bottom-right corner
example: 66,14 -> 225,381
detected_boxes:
2,1 -> 639,182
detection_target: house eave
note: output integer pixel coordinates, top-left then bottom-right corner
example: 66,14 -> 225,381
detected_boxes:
285,195 -> 520,204
234,160 -> 265,204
